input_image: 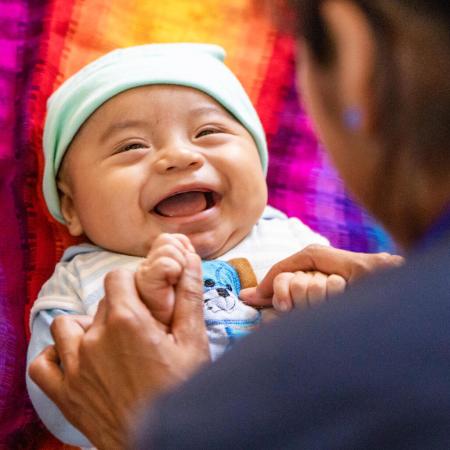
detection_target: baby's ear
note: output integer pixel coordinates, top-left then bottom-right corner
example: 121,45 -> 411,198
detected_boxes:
57,179 -> 84,236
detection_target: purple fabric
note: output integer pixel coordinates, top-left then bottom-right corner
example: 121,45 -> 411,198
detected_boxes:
0,1 -> 48,447
267,70 -> 392,252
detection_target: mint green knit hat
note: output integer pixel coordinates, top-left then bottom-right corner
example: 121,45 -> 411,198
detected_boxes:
43,43 -> 268,223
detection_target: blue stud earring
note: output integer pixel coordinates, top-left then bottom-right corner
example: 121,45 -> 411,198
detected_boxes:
343,107 -> 363,131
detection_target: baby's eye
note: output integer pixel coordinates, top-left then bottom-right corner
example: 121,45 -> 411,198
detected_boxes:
204,279 -> 215,287
119,142 -> 147,152
196,128 -> 220,138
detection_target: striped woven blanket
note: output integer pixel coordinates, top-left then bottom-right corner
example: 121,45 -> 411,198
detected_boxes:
0,1 -> 392,447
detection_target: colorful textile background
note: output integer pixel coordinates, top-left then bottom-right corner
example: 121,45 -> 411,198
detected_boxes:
0,0 -> 393,448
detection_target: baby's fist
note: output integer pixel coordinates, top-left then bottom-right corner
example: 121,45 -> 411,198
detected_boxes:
135,233 -> 195,325
272,271 -> 346,312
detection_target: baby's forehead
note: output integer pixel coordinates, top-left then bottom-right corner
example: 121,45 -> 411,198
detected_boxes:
65,82 -> 252,159
99,84 -> 230,112
60,81 -> 244,158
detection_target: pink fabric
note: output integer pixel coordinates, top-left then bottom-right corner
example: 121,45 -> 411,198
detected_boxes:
0,1 -> 392,447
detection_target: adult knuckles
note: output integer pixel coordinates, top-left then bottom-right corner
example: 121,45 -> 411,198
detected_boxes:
283,244 -> 327,273
373,252 -> 392,266
358,252 -> 397,274
303,243 -> 327,254
374,252 -> 400,267
107,308 -> 140,330
105,308 -> 161,346
79,330 -> 100,355
65,367 -> 84,394
348,252 -> 396,281
301,244 -> 329,262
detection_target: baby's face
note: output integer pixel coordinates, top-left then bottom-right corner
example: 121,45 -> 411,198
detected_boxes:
58,85 -> 267,259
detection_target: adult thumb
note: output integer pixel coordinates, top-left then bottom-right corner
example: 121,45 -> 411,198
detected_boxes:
172,252 -> 206,343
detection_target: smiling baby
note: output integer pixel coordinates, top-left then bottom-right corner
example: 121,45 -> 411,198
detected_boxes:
27,43 -> 334,446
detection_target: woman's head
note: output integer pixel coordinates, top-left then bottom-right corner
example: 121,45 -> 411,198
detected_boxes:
282,0 -> 450,247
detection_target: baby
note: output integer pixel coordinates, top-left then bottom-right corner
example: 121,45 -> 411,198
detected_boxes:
26,43 -> 373,446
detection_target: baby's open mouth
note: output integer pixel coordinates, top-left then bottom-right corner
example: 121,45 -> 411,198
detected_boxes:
153,191 -> 218,217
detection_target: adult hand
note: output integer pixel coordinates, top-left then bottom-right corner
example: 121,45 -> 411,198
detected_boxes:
240,244 -> 404,308
28,253 -> 210,450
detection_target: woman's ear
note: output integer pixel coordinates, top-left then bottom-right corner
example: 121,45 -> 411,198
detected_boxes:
321,0 -> 376,132
57,179 -> 84,236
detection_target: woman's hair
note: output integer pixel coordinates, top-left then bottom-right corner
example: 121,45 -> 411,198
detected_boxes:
284,0 -> 450,241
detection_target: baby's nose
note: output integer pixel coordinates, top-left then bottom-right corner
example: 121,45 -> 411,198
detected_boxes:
154,147 -> 204,174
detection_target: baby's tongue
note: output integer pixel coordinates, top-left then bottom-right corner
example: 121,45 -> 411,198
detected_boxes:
155,192 -> 207,217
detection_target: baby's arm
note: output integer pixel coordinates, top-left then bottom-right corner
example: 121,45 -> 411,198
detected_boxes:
135,233 -> 195,326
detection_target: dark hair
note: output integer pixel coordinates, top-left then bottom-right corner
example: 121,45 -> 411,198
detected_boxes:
284,0 -> 450,242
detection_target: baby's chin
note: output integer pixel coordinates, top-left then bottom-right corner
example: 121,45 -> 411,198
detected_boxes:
189,229 -> 249,261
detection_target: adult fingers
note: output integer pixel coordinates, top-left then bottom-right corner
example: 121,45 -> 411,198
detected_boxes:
50,315 -> 86,375
28,345 -> 64,404
172,252 -> 206,345
103,269 -> 150,319
239,287 -> 272,307
103,269 -> 168,334
92,298 -> 107,326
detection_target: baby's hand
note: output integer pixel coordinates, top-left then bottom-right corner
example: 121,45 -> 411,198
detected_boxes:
272,271 -> 346,312
240,245 -> 403,310
135,233 -> 195,326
